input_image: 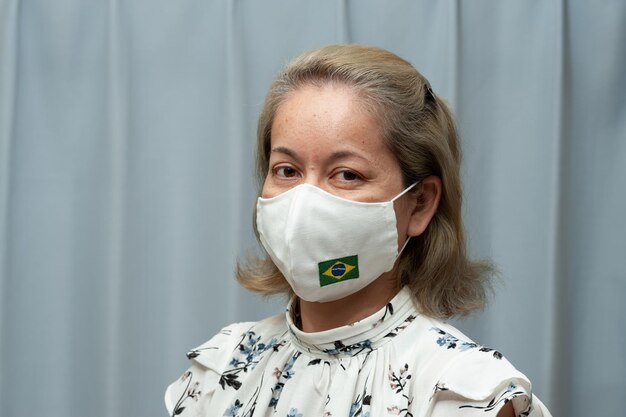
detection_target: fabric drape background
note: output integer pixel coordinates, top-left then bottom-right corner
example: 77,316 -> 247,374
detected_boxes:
1,1 -> 624,416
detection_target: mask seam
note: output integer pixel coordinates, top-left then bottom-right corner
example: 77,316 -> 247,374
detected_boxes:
284,185 -> 301,283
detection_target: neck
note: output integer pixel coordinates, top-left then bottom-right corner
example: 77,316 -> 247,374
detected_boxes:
298,271 -> 399,332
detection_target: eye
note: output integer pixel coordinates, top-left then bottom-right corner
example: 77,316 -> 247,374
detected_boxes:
274,165 -> 299,178
333,170 -> 363,182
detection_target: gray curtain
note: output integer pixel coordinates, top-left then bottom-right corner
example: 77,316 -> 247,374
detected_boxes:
1,1 -> 624,416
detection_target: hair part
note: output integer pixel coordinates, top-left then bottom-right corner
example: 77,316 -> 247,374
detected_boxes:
237,44 -> 494,318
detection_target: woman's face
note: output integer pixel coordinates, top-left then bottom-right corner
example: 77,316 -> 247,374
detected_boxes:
262,83 -> 418,244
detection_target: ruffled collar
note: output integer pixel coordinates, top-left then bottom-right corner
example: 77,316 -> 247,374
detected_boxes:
285,286 -> 418,358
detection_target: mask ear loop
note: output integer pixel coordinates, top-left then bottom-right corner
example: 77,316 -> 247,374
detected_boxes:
391,182 -> 419,257
396,235 -> 412,258
390,182 -> 419,202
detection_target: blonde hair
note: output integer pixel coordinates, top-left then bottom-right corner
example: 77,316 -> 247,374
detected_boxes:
236,44 -> 493,318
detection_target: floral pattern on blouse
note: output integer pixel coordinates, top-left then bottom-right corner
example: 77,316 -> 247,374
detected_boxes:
387,364 -> 414,416
431,327 -> 503,359
220,330 -> 285,390
349,383 -> 371,417
165,287 -> 550,417
269,352 -> 301,409
169,370 -> 202,416
459,382 -> 533,416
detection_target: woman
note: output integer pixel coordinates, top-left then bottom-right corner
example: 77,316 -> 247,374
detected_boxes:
165,45 -> 552,417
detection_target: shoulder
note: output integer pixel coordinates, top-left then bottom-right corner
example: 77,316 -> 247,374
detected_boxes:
400,316 -> 550,416
164,314 -> 287,417
188,313 -> 287,370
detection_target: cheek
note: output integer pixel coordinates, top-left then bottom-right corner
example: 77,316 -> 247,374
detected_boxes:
260,180 -> 272,198
393,199 -> 413,235
261,175 -> 279,198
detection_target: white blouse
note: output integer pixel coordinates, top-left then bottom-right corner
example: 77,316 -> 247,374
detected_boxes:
165,287 -> 551,417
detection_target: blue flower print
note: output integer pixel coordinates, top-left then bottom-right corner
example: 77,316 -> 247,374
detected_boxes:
432,328 -> 478,351
322,339 -> 373,357
220,331 -> 284,391
349,400 -> 371,417
286,408 -> 303,417
269,352 -> 301,410
505,382 -> 517,392
240,332 -> 276,363
431,327 -> 503,359
436,335 -> 450,347
223,399 -> 242,416
350,384 -> 372,417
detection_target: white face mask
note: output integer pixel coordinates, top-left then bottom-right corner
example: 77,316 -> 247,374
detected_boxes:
256,183 -> 416,302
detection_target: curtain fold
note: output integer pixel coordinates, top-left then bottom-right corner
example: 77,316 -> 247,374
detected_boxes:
0,1 -> 623,416
0,0 -> 20,408
103,1 -> 128,415
550,2 -> 570,415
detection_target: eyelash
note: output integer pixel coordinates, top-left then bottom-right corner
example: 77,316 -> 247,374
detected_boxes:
273,165 -> 300,178
272,165 -> 364,183
333,169 -> 362,182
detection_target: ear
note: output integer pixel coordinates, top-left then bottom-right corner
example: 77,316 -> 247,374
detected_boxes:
407,176 -> 442,237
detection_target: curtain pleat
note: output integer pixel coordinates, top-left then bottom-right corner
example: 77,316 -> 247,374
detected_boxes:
550,2 -> 569,415
103,0 -> 128,416
226,0 -> 247,319
446,0 -> 460,110
0,0 -> 20,409
336,0 -> 350,43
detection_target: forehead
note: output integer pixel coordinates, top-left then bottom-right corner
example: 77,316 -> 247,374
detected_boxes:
270,84 -> 391,158
278,82 -> 372,119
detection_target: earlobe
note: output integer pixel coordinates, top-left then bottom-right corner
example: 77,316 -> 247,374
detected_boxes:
407,176 -> 442,237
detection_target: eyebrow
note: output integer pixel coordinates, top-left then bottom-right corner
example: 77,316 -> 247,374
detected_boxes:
271,146 -> 298,159
271,146 -> 373,164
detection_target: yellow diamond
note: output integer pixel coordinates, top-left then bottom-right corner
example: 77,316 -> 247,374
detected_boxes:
322,261 -> 355,280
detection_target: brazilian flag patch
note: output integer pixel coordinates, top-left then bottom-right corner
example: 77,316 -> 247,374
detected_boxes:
318,255 -> 359,287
